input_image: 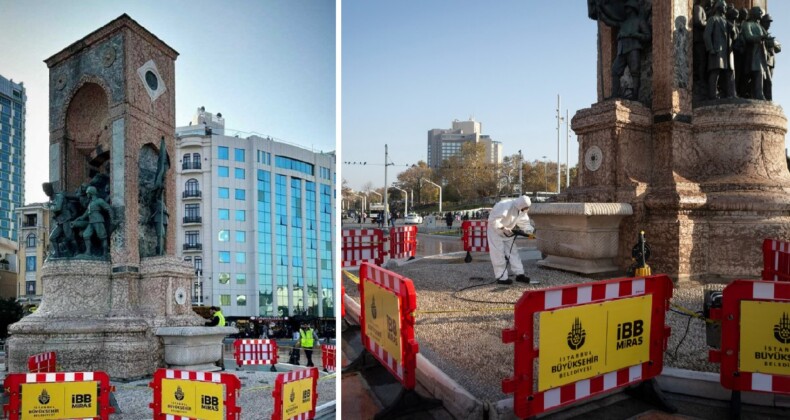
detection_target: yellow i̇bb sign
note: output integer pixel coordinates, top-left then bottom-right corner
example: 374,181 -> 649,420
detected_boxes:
281,377 -> 314,420
21,381 -> 98,419
538,296 -> 652,391
740,300 -> 790,376
161,379 -> 224,420
363,279 -> 402,364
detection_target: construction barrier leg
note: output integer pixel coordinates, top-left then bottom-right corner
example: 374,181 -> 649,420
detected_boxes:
730,390 -> 741,420
374,388 -> 442,420
624,378 -> 677,414
341,349 -> 378,375
464,251 -> 472,263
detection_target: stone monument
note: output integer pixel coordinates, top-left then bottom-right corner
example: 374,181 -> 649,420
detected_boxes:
6,15 -> 231,379
539,0 -> 790,282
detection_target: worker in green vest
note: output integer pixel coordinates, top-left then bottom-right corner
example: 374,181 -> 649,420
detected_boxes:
205,306 -> 227,370
297,321 -> 320,367
205,306 -> 226,326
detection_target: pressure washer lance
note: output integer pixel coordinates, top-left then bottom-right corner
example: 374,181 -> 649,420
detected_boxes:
628,230 -> 652,277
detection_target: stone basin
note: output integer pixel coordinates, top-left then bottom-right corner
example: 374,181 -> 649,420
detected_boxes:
530,202 -> 633,274
155,326 -> 237,371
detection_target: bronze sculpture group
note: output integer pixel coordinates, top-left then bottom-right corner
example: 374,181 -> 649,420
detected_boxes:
44,138 -> 170,260
696,1 -> 780,101
44,174 -> 114,259
591,0 -> 779,102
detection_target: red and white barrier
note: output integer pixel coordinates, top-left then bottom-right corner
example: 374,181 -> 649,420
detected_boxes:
762,239 -> 790,281
27,351 -> 56,373
149,368 -> 242,419
3,371 -> 115,420
389,225 -> 417,260
272,367 -> 319,420
709,280 -> 790,394
233,339 -> 278,369
342,229 -> 384,268
461,220 -> 489,253
321,344 -> 336,373
359,262 -> 419,389
502,275 -> 673,418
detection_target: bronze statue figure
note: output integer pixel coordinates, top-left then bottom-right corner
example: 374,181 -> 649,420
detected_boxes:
761,13 -> 780,101
693,0 -> 710,85
150,137 -> 170,256
741,6 -> 770,100
74,186 -> 113,258
44,183 -> 78,258
610,0 -> 651,100
704,0 -> 736,99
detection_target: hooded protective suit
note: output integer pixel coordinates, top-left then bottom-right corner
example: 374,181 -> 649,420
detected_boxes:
487,196 -> 532,282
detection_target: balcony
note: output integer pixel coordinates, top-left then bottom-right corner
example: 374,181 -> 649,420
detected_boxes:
22,222 -> 37,228
182,190 -> 202,199
0,262 -> 9,271
183,216 -> 202,224
182,161 -> 202,171
183,243 -> 203,251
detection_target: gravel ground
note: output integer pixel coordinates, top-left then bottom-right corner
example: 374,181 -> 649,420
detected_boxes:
0,359 -> 336,419
343,244 -> 728,404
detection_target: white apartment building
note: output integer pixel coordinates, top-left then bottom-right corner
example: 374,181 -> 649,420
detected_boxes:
176,108 -> 335,320
427,118 -> 503,168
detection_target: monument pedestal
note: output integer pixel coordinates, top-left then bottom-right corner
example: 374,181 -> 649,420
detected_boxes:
7,258 -> 203,379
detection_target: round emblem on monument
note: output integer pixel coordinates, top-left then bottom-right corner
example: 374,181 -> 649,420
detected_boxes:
102,47 -> 116,67
175,287 -> 187,305
55,76 -> 66,91
584,146 -> 603,172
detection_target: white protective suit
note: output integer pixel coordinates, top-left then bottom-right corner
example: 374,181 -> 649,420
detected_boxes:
487,196 -> 532,281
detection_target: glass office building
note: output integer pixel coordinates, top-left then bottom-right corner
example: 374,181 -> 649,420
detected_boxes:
0,75 -> 25,242
176,108 -> 335,319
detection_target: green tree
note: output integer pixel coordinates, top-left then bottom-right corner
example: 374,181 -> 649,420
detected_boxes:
0,298 -> 22,339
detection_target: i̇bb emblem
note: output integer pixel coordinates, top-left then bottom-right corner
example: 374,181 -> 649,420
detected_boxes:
175,386 -> 185,401
290,389 -> 295,403
38,389 -> 50,405
774,312 -> 790,344
371,297 -> 377,319
567,317 -> 586,350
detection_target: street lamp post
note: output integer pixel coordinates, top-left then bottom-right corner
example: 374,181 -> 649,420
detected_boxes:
420,178 -> 442,214
368,190 -> 382,203
389,186 -> 408,216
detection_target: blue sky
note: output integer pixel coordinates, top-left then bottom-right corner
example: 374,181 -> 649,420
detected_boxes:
0,0 -> 335,203
341,0 -> 790,191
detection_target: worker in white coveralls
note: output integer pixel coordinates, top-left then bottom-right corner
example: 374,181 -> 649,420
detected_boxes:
487,195 -> 539,285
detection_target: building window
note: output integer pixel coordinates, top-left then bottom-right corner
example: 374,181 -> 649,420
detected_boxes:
275,156 -> 314,176
237,295 -> 247,306
26,233 -> 36,248
26,256 -> 36,272
185,231 -> 199,245
220,295 -> 231,306
184,204 -> 200,223
218,146 -> 229,160
235,231 -> 246,243
235,210 -> 246,221
218,166 -> 229,177
236,252 -> 246,264
218,187 -> 229,199
235,189 -> 246,200
219,251 -> 230,263
182,154 -> 191,169
219,209 -> 229,220
218,273 -> 230,284
185,179 -> 200,195
235,168 -> 245,179
192,153 -> 201,169
194,257 -> 203,275
236,274 -> 246,284
234,148 -> 245,162
26,281 -> 35,296
257,150 -> 271,165
218,230 -> 229,242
